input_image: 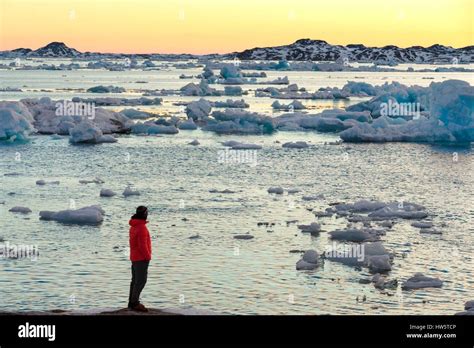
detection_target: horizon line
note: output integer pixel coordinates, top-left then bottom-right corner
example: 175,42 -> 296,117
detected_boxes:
3,37 -> 473,56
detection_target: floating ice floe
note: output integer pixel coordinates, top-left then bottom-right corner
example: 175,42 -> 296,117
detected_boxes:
455,301 -> 474,316
131,122 -> 179,135
233,234 -> 254,240
367,255 -> 392,273
69,121 -> 118,144
0,101 -> 36,141
296,250 -> 319,270
87,85 -> 125,93
204,109 -> 275,135
411,221 -> 433,228
9,206 -> 32,214
329,228 -> 380,242
371,274 -> 398,290
120,109 -> 155,120
297,222 -> 321,233
36,179 -> 59,185
178,119 -> 198,130
271,100 -> 305,110
19,98 -> 132,135
123,186 -> 140,197
275,110 -> 369,133
209,189 -> 235,194
367,202 -> 428,220
341,80 -> 474,144
282,141 -> 309,149
79,177 -> 104,184
180,80 -> 220,97
224,86 -> 243,96
419,229 -> 442,235
185,99 -> 212,121
325,241 -> 392,271
230,143 -> 262,150
39,205 -> 104,225
302,194 -> 324,201
402,273 -> 443,290
100,189 -> 116,197
72,97 -> 162,107
212,99 -> 249,108
267,187 -> 284,194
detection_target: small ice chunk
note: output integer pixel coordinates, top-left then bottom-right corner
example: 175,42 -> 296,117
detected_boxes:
267,187 -> 284,194
411,221 -> 433,228
297,222 -> 321,233
79,178 -> 104,184
367,255 -> 392,273
123,186 -> 140,197
231,143 -> 262,150
296,250 -> 319,270
329,228 -> 377,242
100,189 -> 116,197
9,206 -> 32,214
402,273 -> 443,290
419,229 -> 442,235
178,119 -> 198,130
282,141 -> 309,149
233,234 -> 254,240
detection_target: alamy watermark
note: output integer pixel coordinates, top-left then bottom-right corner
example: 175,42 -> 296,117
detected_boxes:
55,100 -> 96,120
217,149 -> 258,167
325,242 -> 365,262
0,242 -> 39,261
380,100 -> 421,119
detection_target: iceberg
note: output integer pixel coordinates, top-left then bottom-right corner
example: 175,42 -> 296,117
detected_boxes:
341,80 -> 473,144
0,102 -> 36,141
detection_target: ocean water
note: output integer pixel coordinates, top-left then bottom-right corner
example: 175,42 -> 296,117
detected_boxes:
0,60 -> 473,314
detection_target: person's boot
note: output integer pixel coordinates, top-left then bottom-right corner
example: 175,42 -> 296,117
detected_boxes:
131,303 -> 148,312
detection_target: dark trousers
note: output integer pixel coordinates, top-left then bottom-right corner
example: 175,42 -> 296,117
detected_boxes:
128,260 -> 149,308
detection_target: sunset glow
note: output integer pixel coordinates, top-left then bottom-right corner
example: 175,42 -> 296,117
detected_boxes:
0,0 -> 473,54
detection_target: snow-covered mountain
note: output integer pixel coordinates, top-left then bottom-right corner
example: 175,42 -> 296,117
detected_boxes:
231,39 -> 474,63
30,42 -> 81,57
1,39 -> 473,63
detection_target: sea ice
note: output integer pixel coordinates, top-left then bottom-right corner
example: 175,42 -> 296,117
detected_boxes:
123,186 -> 140,197
39,205 -> 104,225
267,187 -> 284,195
296,250 -> 319,270
282,141 -> 309,149
402,273 -> 443,290
69,121 -> 118,144
100,189 -> 116,197
9,206 -> 32,214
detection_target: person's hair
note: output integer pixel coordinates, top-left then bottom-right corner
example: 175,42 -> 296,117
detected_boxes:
132,206 -> 148,220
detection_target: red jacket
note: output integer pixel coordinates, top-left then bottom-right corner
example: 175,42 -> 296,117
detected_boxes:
129,219 -> 152,261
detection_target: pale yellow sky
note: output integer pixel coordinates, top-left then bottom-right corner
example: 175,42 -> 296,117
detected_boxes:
0,0 -> 472,54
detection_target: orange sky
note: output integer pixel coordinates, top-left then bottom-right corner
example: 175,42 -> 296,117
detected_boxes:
0,0 -> 472,54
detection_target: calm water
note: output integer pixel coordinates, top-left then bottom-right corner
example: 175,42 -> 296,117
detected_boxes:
0,61 -> 473,314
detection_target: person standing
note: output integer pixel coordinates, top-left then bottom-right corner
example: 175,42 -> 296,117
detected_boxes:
128,206 -> 152,312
